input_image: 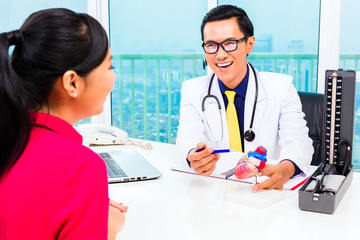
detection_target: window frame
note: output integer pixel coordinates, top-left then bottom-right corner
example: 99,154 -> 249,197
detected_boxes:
87,0 -> 112,125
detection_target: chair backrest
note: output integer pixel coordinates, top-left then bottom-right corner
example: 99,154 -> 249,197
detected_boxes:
298,91 -> 324,166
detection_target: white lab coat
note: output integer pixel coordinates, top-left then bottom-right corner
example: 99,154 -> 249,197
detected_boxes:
176,65 -> 313,173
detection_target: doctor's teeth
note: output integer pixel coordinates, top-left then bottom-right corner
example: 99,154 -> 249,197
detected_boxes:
217,62 -> 232,67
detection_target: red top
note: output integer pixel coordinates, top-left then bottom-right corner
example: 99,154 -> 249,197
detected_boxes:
0,113 -> 109,239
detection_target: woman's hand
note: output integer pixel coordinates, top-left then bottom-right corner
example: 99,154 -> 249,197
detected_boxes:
108,200 -> 128,240
109,199 -> 128,213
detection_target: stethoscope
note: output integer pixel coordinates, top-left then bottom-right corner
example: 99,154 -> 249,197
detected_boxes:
201,62 -> 258,143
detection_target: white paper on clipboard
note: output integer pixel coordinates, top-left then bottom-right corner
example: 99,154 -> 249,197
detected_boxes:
171,152 -> 316,190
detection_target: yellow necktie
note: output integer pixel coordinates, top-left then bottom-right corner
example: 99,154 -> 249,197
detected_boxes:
225,90 -> 243,152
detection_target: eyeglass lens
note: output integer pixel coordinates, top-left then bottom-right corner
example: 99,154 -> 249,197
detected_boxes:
204,40 -> 238,54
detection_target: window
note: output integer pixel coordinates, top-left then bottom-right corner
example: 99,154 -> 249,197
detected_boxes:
0,0 -> 87,32
218,0 -> 320,92
5,1 -> 357,170
340,0 -> 360,170
109,0 -> 208,143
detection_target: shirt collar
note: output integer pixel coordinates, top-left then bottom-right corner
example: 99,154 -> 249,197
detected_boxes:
218,64 -> 249,99
31,112 -> 82,143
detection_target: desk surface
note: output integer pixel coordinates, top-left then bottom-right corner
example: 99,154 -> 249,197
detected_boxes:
93,141 -> 360,240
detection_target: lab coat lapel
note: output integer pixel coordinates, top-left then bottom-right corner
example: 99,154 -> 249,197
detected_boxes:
244,65 -> 267,151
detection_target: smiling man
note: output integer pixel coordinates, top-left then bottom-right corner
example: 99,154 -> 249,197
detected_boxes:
176,5 -> 313,190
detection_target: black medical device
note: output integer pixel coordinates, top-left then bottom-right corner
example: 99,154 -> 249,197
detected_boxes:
299,69 -> 356,214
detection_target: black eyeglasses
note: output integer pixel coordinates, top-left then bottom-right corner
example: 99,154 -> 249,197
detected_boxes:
202,36 -> 248,54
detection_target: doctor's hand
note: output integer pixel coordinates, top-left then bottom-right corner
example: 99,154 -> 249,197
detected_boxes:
187,142 -> 221,176
252,160 -> 296,191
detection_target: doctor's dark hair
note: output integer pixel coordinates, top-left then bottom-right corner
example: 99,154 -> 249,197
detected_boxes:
201,5 -> 254,41
0,8 -> 108,177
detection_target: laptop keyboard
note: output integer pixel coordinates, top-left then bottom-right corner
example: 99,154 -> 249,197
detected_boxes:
99,152 -> 128,178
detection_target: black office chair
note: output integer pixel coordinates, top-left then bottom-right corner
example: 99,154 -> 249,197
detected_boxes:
298,91 -> 324,166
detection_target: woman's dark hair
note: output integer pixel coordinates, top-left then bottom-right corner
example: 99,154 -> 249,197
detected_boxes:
0,8 -> 109,177
201,5 -> 254,41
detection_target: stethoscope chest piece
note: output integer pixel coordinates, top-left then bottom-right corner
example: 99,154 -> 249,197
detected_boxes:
244,129 -> 255,142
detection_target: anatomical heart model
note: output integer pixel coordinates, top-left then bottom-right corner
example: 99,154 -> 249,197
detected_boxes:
234,146 -> 267,180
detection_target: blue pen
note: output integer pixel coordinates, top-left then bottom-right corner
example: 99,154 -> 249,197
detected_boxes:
196,148 -> 236,153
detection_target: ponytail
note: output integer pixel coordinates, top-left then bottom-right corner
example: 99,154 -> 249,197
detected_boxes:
0,30 -> 31,177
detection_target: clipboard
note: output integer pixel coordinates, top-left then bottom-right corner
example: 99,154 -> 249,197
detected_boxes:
171,152 -> 315,190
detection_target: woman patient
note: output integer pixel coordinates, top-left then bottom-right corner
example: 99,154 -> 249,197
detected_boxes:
0,8 -> 126,240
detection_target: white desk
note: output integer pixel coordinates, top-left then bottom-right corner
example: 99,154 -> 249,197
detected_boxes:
93,141 -> 360,240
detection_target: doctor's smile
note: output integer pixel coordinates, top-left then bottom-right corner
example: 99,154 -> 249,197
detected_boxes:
216,61 -> 233,68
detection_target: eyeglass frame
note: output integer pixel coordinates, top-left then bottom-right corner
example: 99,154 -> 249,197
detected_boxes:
202,36 -> 249,54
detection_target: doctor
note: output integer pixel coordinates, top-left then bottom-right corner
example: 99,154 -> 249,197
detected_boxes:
176,5 -> 313,190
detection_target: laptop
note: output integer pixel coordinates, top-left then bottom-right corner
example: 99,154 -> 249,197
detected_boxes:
98,149 -> 162,183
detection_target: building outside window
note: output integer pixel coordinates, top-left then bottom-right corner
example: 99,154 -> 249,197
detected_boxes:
109,0 -> 207,143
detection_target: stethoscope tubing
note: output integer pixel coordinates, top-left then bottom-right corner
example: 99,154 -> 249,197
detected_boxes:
202,62 -> 258,142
